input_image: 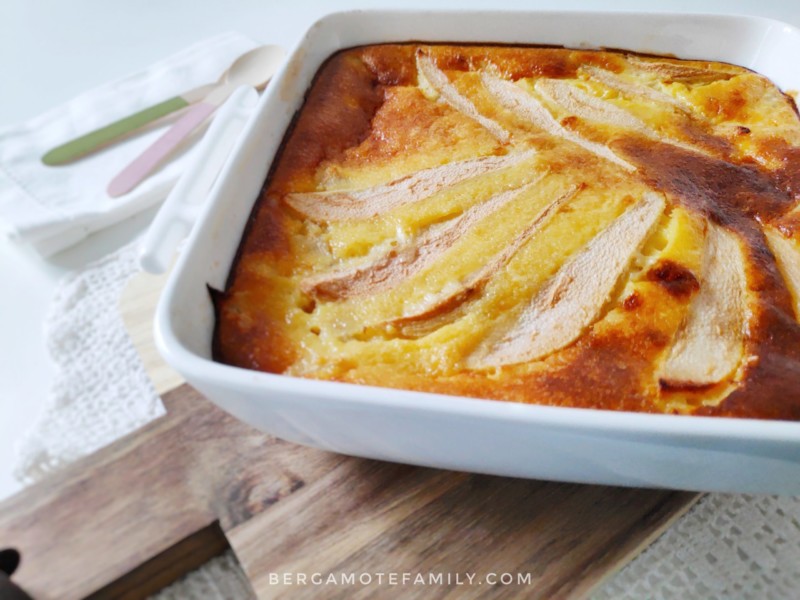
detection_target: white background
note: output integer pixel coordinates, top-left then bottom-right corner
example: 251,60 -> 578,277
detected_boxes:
1,0 -> 800,500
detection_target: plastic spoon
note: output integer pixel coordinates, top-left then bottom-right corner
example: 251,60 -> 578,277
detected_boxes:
42,44 -> 283,166
107,46 -> 283,198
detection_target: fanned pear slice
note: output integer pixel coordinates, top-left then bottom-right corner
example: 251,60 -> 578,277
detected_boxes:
468,192 -> 666,368
284,150 -> 535,222
659,223 -> 748,387
765,227 -> 800,321
381,184 -> 581,336
535,78 -> 655,135
626,56 -> 735,84
302,176 -> 545,301
535,78 -> 703,154
416,52 -> 510,143
581,65 -> 687,110
480,71 -> 636,172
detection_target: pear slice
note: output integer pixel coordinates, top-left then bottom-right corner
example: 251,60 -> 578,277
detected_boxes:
765,227 -> 800,321
416,52 -> 510,143
659,223 -> 748,387
535,78 -> 706,155
480,71 -> 636,172
535,78 -> 655,135
581,65 -> 687,110
626,56 -> 735,84
301,175 -> 545,301
283,150 -> 536,222
468,191 -> 665,368
382,184 -> 581,336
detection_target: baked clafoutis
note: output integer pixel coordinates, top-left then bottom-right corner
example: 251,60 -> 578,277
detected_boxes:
213,44 -> 800,419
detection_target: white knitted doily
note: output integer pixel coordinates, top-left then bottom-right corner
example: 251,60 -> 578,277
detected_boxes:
13,240 -> 800,599
14,241 -> 164,484
153,551 -> 253,600
595,494 -> 800,600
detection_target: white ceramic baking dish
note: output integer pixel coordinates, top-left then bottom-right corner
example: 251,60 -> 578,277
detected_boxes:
154,10 -> 800,494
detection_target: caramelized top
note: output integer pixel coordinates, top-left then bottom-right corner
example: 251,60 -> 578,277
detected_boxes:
214,44 -> 800,420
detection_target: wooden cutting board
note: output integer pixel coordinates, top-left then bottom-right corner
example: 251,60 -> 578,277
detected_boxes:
0,272 -> 701,599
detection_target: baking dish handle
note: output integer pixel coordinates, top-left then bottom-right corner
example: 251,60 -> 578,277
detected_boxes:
138,85 -> 259,274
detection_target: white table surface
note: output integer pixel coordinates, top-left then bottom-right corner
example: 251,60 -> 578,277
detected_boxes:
1,0 -> 799,503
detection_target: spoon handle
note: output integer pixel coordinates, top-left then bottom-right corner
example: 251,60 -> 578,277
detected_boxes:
106,100 -> 218,198
107,83 -> 238,198
41,84 -> 216,166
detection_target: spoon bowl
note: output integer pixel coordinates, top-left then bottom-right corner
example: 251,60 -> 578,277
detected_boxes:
224,45 -> 285,90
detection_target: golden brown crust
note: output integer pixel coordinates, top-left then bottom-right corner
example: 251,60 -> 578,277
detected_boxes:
269,52 -> 384,195
214,44 -> 800,420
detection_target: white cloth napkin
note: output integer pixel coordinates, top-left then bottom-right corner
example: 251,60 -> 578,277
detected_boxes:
0,32 -> 257,257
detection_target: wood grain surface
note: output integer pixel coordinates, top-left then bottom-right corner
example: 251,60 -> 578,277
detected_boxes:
0,272 -> 701,599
